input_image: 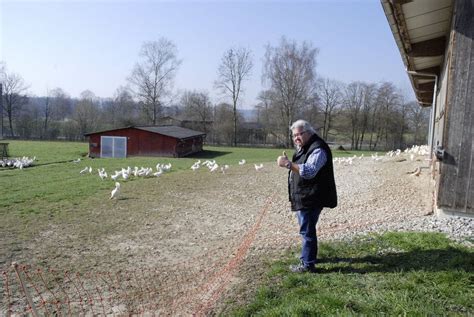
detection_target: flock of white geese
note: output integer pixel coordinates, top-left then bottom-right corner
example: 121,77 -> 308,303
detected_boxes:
332,144 -> 429,166
76,159 -> 266,199
0,156 -> 36,169
2,144 -> 428,199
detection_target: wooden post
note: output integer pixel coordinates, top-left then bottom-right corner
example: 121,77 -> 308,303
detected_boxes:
12,263 -> 40,317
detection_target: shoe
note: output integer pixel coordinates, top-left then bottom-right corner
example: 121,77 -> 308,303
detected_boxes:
289,261 -> 317,273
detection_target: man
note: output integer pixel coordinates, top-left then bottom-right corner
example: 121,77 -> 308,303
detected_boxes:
277,120 -> 337,273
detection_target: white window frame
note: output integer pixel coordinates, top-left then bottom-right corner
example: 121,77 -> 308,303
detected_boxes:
100,136 -> 127,158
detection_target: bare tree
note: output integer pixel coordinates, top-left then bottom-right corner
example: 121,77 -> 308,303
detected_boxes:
407,101 -> 429,145
374,82 -> 401,150
212,103 -> 235,145
342,82 -> 364,150
108,86 -> 137,127
50,88 -> 72,121
41,90 -> 52,139
215,47 -> 253,146
180,90 -> 213,133
256,89 -> 290,146
317,78 -> 343,140
262,37 -> 319,147
0,66 -> 29,137
358,83 -> 377,149
128,39 -> 181,125
73,90 -> 100,139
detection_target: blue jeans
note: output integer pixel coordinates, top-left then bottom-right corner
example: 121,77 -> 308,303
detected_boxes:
296,208 -> 322,267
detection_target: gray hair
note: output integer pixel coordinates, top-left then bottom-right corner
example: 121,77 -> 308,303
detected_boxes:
290,120 -> 316,135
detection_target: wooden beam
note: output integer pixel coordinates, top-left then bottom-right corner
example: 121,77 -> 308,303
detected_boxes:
417,82 -> 435,91
418,97 -> 433,104
390,1 -> 412,54
389,0 -> 413,5
419,102 -> 432,108
417,66 -> 440,75
408,37 -> 446,57
417,91 -> 434,100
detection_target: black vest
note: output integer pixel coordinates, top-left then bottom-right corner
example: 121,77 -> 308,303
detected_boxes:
288,134 -> 337,210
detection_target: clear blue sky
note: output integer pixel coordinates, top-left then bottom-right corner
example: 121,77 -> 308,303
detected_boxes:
0,0 -> 414,108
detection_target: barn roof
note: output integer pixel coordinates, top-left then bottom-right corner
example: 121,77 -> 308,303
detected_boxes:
84,125 -> 206,139
135,126 -> 205,139
381,0 -> 454,107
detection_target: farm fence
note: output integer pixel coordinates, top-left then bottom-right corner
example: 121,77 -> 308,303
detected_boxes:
2,194 -> 277,316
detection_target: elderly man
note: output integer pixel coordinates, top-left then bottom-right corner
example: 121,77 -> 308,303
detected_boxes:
277,119 -> 337,273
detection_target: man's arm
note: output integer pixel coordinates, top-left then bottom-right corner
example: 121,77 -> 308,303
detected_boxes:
298,148 -> 327,179
277,148 -> 327,178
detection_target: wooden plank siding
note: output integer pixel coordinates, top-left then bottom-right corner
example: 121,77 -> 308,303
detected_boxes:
438,0 -> 474,216
86,126 -> 204,158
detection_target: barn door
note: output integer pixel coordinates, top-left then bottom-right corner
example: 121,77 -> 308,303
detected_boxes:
100,136 -> 127,158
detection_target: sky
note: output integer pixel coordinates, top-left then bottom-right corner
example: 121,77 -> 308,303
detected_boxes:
0,0 -> 415,108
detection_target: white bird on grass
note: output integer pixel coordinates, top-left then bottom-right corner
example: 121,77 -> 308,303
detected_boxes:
80,167 -> 89,174
122,172 -> 130,181
220,165 -> 229,174
209,163 -> 219,173
239,159 -> 246,165
153,167 -> 163,177
202,160 -> 215,167
98,168 -> 108,180
110,182 -> 121,199
162,163 -> 172,171
254,163 -> 264,171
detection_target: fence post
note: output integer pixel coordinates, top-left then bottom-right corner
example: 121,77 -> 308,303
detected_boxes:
12,263 -> 40,317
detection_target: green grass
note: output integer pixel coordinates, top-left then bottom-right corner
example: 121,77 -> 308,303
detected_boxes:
228,232 -> 474,316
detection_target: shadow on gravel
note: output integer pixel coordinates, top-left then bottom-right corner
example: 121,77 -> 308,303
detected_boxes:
318,247 -> 474,274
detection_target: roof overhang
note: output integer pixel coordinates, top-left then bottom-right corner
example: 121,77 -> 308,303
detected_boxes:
381,0 -> 454,107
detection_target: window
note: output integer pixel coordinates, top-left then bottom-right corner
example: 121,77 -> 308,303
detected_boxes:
100,136 -> 127,158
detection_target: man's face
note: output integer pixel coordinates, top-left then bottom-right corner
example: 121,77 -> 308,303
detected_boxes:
292,128 -> 310,148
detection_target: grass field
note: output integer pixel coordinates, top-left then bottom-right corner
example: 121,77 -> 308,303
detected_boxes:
227,232 -> 474,316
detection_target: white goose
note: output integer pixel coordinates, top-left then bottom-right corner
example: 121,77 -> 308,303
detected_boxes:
110,182 -> 121,199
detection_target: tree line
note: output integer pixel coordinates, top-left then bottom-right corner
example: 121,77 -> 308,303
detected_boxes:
0,37 -> 429,150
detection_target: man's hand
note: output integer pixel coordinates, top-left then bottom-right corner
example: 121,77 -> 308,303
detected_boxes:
277,151 -> 290,168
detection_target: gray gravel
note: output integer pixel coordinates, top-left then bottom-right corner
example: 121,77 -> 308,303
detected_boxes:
358,215 -> 474,245
320,155 -> 474,246
263,153 -> 474,249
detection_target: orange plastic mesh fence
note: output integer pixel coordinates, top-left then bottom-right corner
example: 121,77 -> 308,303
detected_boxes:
1,194 -> 277,316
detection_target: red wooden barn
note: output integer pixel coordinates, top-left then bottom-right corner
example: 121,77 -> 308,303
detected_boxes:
84,125 -> 206,158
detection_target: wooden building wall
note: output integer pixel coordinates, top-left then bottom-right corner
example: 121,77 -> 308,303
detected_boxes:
437,0 -> 473,216
88,128 -> 178,158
